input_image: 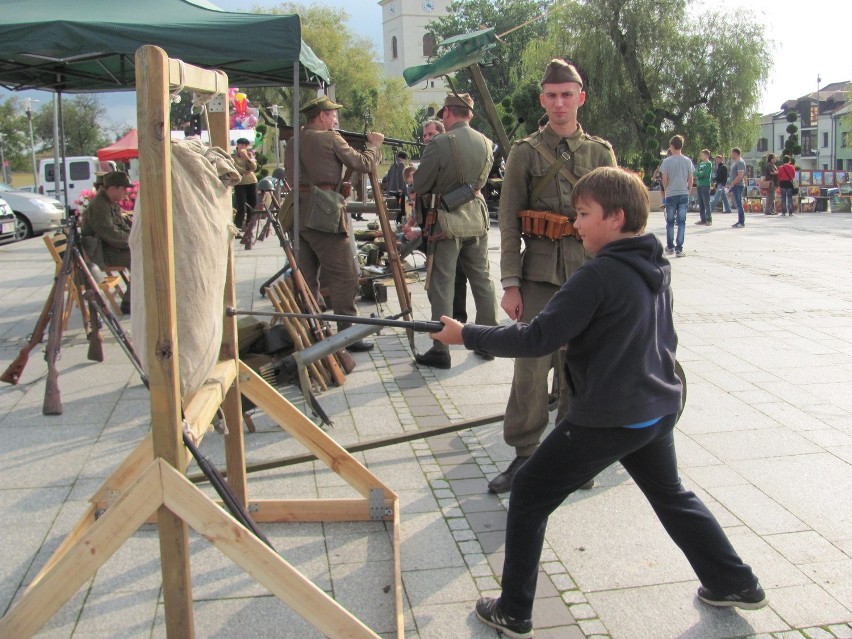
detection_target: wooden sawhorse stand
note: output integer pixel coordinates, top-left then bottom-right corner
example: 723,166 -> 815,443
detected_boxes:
0,46 -> 403,639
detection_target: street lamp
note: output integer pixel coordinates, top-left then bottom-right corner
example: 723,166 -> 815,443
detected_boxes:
0,132 -> 7,184
815,74 -> 821,170
24,98 -> 39,189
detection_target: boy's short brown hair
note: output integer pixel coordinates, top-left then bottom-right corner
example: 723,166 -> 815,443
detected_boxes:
403,166 -> 416,180
571,167 -> 649,233
669,135 -> 684,150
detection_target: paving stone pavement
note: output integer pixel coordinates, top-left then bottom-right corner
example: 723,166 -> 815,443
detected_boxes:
1,207 -> 851,638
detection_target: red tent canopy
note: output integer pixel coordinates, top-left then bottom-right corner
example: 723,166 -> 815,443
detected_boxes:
97,129 -> 138,162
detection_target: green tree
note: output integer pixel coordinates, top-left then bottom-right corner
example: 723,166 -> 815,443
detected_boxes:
521,0 -> 770,164
249,3 -> 416,142
32,94 -> 112,156
0,96 -> 32,172
428,0 -> 550,139
783,111 -> 801,162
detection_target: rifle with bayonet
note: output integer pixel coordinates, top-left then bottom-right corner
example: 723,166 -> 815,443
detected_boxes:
278,124 -> 424,152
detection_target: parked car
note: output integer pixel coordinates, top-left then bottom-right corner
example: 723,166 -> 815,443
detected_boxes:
0,197 -> 17,243
0,183 -> 65,240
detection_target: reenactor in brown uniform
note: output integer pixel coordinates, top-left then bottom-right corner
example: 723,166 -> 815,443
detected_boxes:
81,170 -> 133,270
285,96 -> 384,351
413,93 -> 498,369
490,60 -> 617,493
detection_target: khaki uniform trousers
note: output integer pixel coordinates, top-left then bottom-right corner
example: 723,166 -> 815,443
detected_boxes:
298,227 -> 359,322
503,279 -> 572,457
427,233 -> 497,353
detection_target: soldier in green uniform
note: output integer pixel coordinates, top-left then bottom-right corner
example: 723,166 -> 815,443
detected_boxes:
81,170 -> 133,314
413,93 -> 498,369
81,170 -> 133,270
489,59 -> 617,493
284,95 -> 384,351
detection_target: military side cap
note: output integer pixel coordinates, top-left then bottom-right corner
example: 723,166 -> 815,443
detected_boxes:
540,59 -> 583,87
300,95 -> 344,118
437,92 -> 474,118
103,171 -> 132,188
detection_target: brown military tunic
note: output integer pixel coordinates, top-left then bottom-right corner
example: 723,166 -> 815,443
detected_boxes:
413,120 -> 498,353
81,190 -> 132,269
498,122 -> 616,456
284,125 -> 381,319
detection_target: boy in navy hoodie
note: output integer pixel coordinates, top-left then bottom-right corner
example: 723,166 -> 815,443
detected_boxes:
432,167 -> 766,638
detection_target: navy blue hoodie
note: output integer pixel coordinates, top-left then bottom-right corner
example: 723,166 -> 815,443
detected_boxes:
463,233 -> 683,428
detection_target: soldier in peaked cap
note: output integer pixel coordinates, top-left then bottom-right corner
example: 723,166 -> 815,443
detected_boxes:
82,170 -> 133,311
488,58 -> 617,494
284,95 -> 384,351
412,91 -> 498,370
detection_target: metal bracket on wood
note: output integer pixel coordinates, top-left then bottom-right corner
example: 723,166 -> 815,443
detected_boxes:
369,488 -> 391,521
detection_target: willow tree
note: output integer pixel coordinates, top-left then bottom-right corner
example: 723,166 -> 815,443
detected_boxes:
250,3 -> 415,140
519,0 -> 770,169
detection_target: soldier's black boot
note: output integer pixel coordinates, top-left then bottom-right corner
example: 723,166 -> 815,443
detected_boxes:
414,347 -> 451,369
487,456 -> 530,494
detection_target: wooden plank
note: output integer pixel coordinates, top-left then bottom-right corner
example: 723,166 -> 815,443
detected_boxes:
137,43 -> 194,638
0,461 -> 164,638
183,359 -> 237,443
238,362 -> 396,500
24,503 -> 97,595
391,498 -> 404,638
160,463 -> 382,639
242,498 -> 393,523
220,248 -> 248,506
168,59 -> 226,95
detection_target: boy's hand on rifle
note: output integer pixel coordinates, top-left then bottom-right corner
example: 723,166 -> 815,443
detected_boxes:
431,316 -> 464,345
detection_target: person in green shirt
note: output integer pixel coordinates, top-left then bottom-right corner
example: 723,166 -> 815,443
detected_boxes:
694,149 -> 714,225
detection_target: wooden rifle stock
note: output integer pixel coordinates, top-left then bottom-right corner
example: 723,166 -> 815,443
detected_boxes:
76,262 -> 104,363
0,278 -> 59,385
367,169 -> 415,351
42,233 -> 75,415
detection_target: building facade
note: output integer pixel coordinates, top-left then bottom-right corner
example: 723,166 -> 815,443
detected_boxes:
746,81 -> 851,173
380,0 -> 452,114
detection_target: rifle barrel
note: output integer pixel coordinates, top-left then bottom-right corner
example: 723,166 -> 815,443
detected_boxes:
226,307 -> 444,333
336,129 -> 426,148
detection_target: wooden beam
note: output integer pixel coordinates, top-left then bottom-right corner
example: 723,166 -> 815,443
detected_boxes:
243,498 -> 394,523
238,362 -> 396,500
137,43 -> 194,638
0,461 -> 164,638
160,464 -> 381,639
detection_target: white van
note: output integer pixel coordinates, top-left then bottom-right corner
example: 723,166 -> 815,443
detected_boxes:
38,156 -> 117,210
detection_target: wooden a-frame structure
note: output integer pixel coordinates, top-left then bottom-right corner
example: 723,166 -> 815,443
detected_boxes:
0,45 -> 403,639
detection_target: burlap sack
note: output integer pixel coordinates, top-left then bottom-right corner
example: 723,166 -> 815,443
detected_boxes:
130,138 -> 241,397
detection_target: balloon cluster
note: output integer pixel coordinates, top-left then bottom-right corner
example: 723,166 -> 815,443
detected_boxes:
229,87 -> 259,131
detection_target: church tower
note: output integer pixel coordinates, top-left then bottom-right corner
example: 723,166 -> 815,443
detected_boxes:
380,0 -> 451,114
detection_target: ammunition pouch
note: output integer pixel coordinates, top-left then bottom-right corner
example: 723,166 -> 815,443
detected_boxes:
441,183 -> 478,210
519,210 -> 578,240
305,185 -> 346,233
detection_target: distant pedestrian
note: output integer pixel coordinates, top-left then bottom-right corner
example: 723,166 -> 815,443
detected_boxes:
777,155 -> 796,217
709,154 -> 732,213
763,153 -> 778,215
728,148 -> 747,228
694,149 -> 713,225
660,135 -> 694,257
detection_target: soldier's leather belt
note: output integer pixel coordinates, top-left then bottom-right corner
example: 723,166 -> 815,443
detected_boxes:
519,210 -> 578,240
298,183 -> 338,192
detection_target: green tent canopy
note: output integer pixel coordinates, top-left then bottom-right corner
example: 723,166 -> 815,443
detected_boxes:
402,28 -> 497,88
0,0 -> 330,93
